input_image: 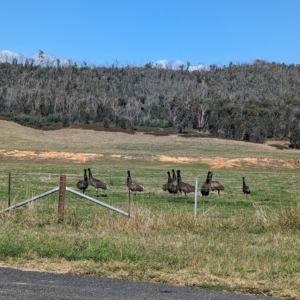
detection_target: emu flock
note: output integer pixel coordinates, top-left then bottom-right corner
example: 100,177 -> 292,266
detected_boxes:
76,168 -> 143,197
77,168 -> 251,200
163,169 -> 230,201
76,168 -> 107,196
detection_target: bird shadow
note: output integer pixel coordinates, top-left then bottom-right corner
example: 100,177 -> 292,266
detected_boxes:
186,200 -> 195,204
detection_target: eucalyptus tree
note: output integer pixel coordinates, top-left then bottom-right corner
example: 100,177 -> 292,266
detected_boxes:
191,97 -> 210,131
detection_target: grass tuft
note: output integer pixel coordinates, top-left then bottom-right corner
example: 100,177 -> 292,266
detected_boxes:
277,202 -> 300,230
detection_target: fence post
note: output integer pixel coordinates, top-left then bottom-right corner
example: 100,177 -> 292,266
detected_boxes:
194,178 -> 198,218
8,172 -> 11,208
128,188 -> 131,218
58,175 -> 66,223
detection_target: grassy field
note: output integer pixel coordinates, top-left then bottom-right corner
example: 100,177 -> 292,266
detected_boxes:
0,120 -> 300,299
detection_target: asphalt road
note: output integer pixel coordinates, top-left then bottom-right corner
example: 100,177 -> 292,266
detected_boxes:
0,267 -> 283,300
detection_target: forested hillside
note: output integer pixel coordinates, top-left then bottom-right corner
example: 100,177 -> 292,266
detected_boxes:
1,57 -> 300,146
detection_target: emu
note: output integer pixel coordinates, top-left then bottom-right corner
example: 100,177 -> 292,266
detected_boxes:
209,171 -> 224,196
87,168 -> 107,196
201,171 -> 211,196
171,169 -> 177,185
127,170 -> 143,194
242,177 -> 250,195
163,171 -> 178,199
162,171 -> 170,192
76,168 -> 88,193
177,170 -> 195,202
171,169 -> 178,192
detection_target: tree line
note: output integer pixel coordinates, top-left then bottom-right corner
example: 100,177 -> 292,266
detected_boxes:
1,55 -> 300,147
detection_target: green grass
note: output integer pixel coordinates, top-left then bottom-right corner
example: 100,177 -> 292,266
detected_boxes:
1,120 -> 300,299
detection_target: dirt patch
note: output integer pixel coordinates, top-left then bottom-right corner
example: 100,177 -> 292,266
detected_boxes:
158,155 -> 198,163
0,150 -> 103,163
205,157 -> 300,169
1,150 -> 299,169
159,155 -> 300,169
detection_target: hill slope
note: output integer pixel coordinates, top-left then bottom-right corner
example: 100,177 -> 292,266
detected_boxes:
0,120 -> 299,169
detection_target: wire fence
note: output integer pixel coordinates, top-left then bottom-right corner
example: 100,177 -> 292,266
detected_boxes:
0,169 -> 299,212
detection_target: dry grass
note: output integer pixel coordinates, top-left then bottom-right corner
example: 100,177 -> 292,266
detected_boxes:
1,205 -> 300,299
1,119 -> 300,161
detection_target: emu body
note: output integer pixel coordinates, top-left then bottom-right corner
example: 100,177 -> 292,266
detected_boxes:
177,170 -> 195,202
87,168 -> 107,196
76,168 -> 89,193
242,177 -> 250,194
201,171 -> 211,196
209,172 -> 224,196
127,170 -> 143,193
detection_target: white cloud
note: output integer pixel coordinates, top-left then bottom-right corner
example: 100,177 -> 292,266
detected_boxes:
1,50 -> 18,57
0,50 -> 207,71
0,50 -> 19,62
153,59 -> 168,68
170,60 -> 184,70
31,51 -> 59,66
153,59 -> 184,70
154,59 -> 206,71
188,64 -> 207,71
0,49 -> 70,66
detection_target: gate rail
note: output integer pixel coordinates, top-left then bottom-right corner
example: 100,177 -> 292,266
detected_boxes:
0,175 -> 130,220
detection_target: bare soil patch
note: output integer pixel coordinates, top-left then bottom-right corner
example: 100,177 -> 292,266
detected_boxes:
1,150 -> 299,169
159,155 -> 300,169
0,150 -> 102,163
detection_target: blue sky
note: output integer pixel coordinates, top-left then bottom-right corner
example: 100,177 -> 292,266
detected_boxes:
1,0 -> 300,68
